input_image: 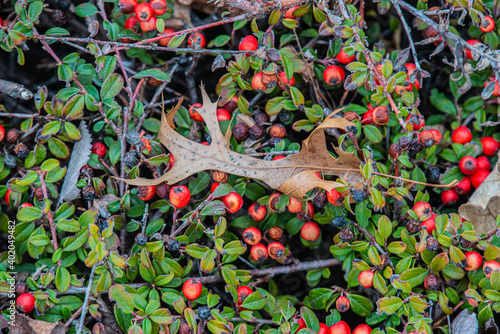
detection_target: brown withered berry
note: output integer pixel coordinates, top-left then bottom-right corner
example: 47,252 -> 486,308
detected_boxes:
268,242 -> 285,260
135,233 -> 148,246
123,151 -> 138,168
389,143 -> 400,159
6,129 -> 19,143
249,124 -> 265,139
313,191 -> 327,209
80,165 -> 94,178
426,237 -> 439,252
268,193 -> 283,212
14,143 -> 29,159
343,111 -> 361,122
232,123 -> 249,141
213,170 -> 229,183
405,219 -> 421,234
261,73 -> 278,87
270,124 -> 286,139
148,77 -> 162,86
372,106 -> 389,126
34,187 -> 44,201
418,130 -> 436,148
52,10 -> 66,26
15,283 -> 28,295
424,273 -> 442,291
82,185 -> 97,201
267,226 -> 284,241
254,112 -> 269,125
459,236 -> 478,249
156,182 -> 171,198
339,226 -> 354,242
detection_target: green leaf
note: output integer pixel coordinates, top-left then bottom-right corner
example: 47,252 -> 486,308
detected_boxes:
408,296 -> 429,313
150,308 -> 173,324
290,87 -> 305,107
188,172 -> 210,196
241,291 -> 267,310
48,138 -> 70,159
347,294 -> 373,316
307,288 -> 334,310
109,284 -> 135,314
134,69 -> 171,82
17,207 -> 42,222
430,252 -> 449,272
377,297 -> 403,315
100,74 -> 124,101
55,267 -> 71,293
400,268 -> 429,288
75,3 -> 98,17
363,125 -> 383,143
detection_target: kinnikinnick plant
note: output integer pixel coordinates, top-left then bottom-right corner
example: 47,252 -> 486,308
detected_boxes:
0,0 -> 500,333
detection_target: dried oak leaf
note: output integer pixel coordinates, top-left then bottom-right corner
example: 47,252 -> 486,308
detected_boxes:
10,313 -> 65,334
458,161 -> 500,237
122,85 -> 362,199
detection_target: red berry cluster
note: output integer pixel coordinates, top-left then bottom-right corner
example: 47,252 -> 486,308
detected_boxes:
441,127 -> 499,205
294,315 -> 372,334
242,226 -> 286,261
120,0 -> 167,35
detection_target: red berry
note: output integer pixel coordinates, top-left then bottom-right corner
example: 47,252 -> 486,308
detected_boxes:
284,5 -> 299,19
4,189 -> 11,206
222,191 -> 243,214
406,113 -> 425,131
352,324 -> 372,334
189,103 -> 204,122
210,182 -> 219,194
20,203 -> 34,209
300,222 -> 320,241
480,16 -> 495,33
268,192 -> 282,212
135,2 -> 153,21
459,156 -> 478,176
323,65 -> 345,86
248,204 -> 266,221
239,35 -> 258,52
421,213 -> 436,233
91,142 -> 107,158
16,293 -> 35,313
140,137 -> 152,154
287,197 -> 302,213
329,320 -> 351,334
471,170 -> 490,188
296,202 -> 314,221
451,126 -> 472,144
361,109 -> 374,125
0,18 -> 3,27
412,201 -> 432,219
465,39 -> 481,60
124,16 -> 140,32
150,0 -> 167,16
188,32 -> 206,48
237,285 -> 253,306
243,227 -> 262,245
169,185 -> 191,208
293,316 -> 307,333
216,108 -> 231,122
483,260 -> 500,278
464,251 -> 483,271
336,47 -> 355,64
418,130 -> 436,148
267,242 -> 285,260
252,72 -> 267,91
182,278 -> 202,300
358,270 -> 374,288
405,63 -> 420,90
454,177 -> 471,195
0,124 -> 4,142
272,155 -> 286,160
137,185 -> 156,201
429,129 -> 442,144
441,189 -> 459,205
335,296 -> 350,312
476,156 -> 492,171
250,243 -> 268,261
118,0 -> 137,14
327,189 -> 344,206
484,77 -> 500,96
318,323 -> 329,334
140,16 -> 157,32
278,71 -> 295,89
158,28 -> 176,47
481,137 -> 500,156
371,106 -> 389,126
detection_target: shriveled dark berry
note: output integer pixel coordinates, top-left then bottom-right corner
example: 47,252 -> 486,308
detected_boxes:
212,170 -> 229,183
52,10 -> 66,26
6,129 -> 19,143
428,165 -> 440,180
278,110 -> 291,123
313,191 -> 327,209
389,143 -> 400,159
124,151 -> 138,168
82,185 -> 97,201
34,187 -> 45,201
14,143 -> 30,159
232,123 -> 249,141
350,188 -> 367,202
346,125 -> 358,136
249,124 -> 265,139
405,219 -> 421,234
254,112 -> 269,125
59,0 -> 71,11
424,273 -> 442,291
332,216 -> 349,228
339,226 -> 354,242
426,237 -> 439,252
397,136 -> 411,151
97,219 -> 109,232
198,306 -> 211,320
459,236 -> 478,249
156,182 -> 171,199
136,233 -> 148,246
15,283 -> 28,295
4,154 -> 17,169
125,130 -> 141,146
80,165 -> 94,178
167,238 -> 179,251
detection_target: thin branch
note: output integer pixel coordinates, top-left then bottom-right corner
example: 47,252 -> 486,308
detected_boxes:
391,1 -> 422,72
76,263 -> 97,334
0,78 -> 33,100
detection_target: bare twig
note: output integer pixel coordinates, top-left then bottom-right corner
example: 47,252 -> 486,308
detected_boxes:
76,263 -> 98,334
0,79 -> 33,100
